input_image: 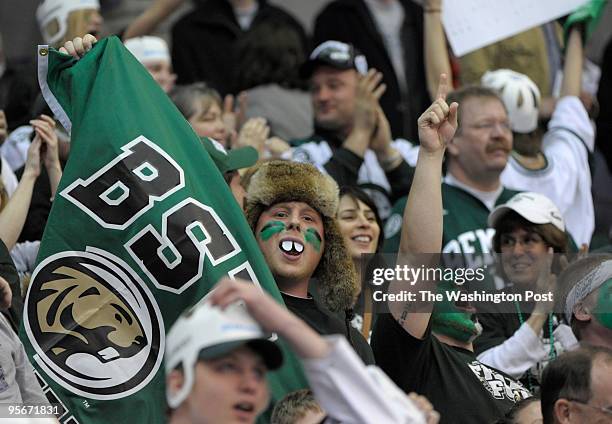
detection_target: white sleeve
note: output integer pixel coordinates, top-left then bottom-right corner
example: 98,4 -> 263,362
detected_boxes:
546,96 -> 594,152
0,126 -> 32,172
553,324 -> 579,352
302,335 -> 427,424
10,241 -> 41,275
541,96 -> 594,245
391,139 -> 420,167
1,156 -> 18,197
476,323 -> 548,379
287,142 -> 333,171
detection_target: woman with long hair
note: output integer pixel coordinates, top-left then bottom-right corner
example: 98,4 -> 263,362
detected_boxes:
336,186 -> 384,339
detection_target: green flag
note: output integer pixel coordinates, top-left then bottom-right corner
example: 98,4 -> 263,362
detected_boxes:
20,37 -> 307,424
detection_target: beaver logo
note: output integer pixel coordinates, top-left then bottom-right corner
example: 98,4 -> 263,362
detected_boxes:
24,248 -> 164,399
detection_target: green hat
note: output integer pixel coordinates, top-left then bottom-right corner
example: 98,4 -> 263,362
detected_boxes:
200,137 -> 258,174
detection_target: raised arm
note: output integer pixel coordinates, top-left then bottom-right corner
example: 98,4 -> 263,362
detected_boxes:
390,75 -> 458,339
0,139 -> 41,249
30,114 -> 62,199
209,278 -> 436,424
560,27 -> 583,98
424,0 -> 453,100
122,0 -> 186,40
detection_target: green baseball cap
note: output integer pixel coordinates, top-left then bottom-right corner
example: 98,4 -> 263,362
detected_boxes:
200,137 -> 258,174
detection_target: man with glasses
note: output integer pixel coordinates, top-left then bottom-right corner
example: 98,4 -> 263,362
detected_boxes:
384,85 -> 519,268
290,40 -> 418,220
540,345 -> 612,423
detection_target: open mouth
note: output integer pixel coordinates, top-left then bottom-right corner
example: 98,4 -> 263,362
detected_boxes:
454,299 -> 476,314
454,286 -> 476,313
233,401 -> 256,420
279,239 -> 304,256
510,262 -> 532,271
351,235 -> 372,244
234,402 -> 254,412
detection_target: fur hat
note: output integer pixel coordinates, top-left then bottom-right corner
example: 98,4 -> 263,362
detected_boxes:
244,161 -> 357,312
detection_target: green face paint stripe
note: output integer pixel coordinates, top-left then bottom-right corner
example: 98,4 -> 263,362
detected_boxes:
594,279 -> 612,330
304,228 -> 322,252
260,221 -> 286,241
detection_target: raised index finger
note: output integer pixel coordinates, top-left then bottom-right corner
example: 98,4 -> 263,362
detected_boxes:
223,94 -> 234,113
436,73 -> 449,101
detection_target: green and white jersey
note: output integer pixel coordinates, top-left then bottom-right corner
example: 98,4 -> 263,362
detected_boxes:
383,183 -> 519,257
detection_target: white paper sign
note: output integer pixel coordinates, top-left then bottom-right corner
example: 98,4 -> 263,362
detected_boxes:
442,0 -> 588,57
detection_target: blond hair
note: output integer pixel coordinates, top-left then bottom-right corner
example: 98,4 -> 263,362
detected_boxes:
45,9 -> 99,48
0,179 -> 8,213
271,389 -> 322,424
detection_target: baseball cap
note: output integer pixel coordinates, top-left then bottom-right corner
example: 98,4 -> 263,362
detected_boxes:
300,40 -> 368,78
488,192 -> 565,232
124,36 -> 170,65
37,0 -> 100,45
165,300 -> 283,408
201,137 -> 258,174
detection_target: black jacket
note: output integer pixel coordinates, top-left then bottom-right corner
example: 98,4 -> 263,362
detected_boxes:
313,0 -> 430,140
596,39 -> 612,171
0,65 -> 37,131
171,0 -> 307,96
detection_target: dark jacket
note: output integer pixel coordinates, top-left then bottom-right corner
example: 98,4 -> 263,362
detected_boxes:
596,39 -> 612,172
0,65 -> 37,131
313,0 -> 430,140
171,0 -> 308,96
290,127 -> 415,220
0,239 -> 22,331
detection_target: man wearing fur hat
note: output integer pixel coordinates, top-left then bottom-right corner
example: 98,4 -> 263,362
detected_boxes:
244,160 -> 374,364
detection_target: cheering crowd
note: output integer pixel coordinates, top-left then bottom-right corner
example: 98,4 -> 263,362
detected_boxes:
1,0 -> 612,423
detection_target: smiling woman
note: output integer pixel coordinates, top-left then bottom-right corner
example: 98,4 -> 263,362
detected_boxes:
336,186 -> 384,338
337,186 -> 383,262
475,192 -> 574,392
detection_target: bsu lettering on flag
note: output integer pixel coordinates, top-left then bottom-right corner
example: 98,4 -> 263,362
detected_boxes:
19,37 -> 307,424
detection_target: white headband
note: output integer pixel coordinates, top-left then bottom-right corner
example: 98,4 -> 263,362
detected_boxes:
565,260 -> 612,323
124,36 -> 170,64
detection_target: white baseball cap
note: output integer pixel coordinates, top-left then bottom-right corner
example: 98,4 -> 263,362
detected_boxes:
488,192 -> 565,232
481,69 -> 541,133
165,300 -> 283,408
37,0 -> 100,45
124,36 -> 170,65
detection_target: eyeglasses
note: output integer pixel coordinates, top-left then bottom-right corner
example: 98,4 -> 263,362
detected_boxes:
568,399 -> 612,416
466,121 -> 512,133
499,233 -> 546,250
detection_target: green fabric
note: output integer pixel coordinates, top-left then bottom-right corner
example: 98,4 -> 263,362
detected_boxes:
19,37 -> 307,424
564,0 -> 608,42
199,137 -> 258,174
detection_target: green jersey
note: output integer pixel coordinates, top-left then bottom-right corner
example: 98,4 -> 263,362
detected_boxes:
383,183 -> 519,258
